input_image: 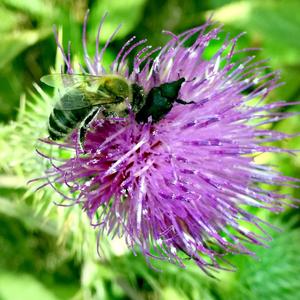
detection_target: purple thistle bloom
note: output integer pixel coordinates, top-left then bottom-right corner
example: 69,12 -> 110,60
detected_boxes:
39,11 -> 298,273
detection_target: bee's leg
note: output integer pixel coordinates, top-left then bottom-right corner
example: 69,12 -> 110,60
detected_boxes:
78,107 -> 99,152
175,99 -> 195,105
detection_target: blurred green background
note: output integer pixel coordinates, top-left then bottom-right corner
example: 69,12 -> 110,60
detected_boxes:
0,0 -> 300,299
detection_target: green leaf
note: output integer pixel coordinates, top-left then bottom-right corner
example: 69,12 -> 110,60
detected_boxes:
1,0 -> 56,18
88,0 -> 147,42
0,28 -> 51,69
214,0 -> 300,66
0,5 -> 22,32
220,227 -> 300,300
0,272 -> 59,300
0,196 -> 57,236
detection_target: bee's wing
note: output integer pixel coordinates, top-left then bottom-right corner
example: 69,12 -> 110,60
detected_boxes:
41,74 -> 102,89
55,89 -> 122,111
42,73 -> 124,110
55,89 -> 92,110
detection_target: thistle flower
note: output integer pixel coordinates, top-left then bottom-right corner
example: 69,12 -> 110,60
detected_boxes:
38,11 -> 298,273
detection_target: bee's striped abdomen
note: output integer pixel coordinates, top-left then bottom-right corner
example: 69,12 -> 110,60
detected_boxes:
48,108 -> 89,140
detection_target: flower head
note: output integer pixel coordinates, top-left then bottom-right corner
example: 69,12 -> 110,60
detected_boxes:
39,11 -> 298,273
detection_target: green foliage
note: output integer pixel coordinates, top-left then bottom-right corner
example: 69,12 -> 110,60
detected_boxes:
215,0 -> 300,65
89,0 -> 147,41
219,225 -> 300,300
0,272 -> 59,300
0,28 -> 51,69
0,0 -> 300,299
1,0 -> 56,17
214,0 -> 300,100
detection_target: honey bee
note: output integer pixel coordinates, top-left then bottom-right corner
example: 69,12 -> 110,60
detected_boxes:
41,73 -> 190,151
